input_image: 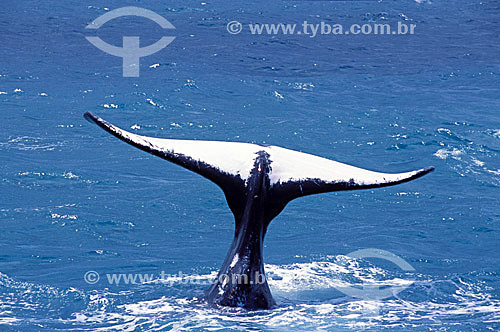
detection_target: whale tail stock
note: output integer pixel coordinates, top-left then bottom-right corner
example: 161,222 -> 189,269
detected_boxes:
84,112 -> 433,309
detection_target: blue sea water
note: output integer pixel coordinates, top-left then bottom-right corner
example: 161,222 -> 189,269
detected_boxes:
1,0 -> 500,330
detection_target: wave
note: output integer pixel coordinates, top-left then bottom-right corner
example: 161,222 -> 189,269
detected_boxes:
433,126 -> 500,186
0,255 -> 498,331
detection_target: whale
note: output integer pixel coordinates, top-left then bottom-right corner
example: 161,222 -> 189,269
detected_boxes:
83,112 -> 434,310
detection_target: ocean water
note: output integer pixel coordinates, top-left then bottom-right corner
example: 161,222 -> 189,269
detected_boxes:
1,0 -> 499,331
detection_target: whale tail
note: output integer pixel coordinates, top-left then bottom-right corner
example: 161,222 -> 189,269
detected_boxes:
84,112 -> 434,309
84,112 -> 433,208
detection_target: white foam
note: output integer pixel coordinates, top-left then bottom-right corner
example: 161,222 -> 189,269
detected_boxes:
471,157 -> 485,167
75,262 -> 500,331
434,147 -> 463,160
230,253 -> 239,268
487,169 -> 500,175
1,262 -> 499,331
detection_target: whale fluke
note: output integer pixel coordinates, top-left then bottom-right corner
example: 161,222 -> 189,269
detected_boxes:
84,111 -> 434,309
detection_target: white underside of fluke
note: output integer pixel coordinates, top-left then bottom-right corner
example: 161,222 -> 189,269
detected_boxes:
266,145 -> 422,186
91,113 -> 427,187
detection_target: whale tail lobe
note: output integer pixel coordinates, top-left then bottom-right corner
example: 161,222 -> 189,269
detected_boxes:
84,112 -> 433,214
